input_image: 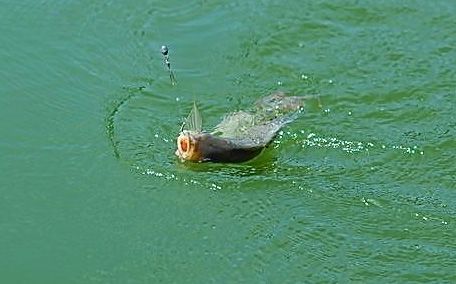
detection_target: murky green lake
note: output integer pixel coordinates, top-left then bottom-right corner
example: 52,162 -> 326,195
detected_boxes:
1,0 -> 455,283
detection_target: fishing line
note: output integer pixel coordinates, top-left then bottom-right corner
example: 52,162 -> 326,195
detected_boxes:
159,43 -> 191,132
160,44 -> 177,85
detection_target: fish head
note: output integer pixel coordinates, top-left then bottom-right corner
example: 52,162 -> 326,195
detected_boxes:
175,130 -> 203,162
176,101 -> 203,162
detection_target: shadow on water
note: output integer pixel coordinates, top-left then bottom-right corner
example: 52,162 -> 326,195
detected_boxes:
175,148 -> 278,177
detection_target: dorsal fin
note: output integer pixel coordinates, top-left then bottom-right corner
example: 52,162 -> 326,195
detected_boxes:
183,101 -> 202,133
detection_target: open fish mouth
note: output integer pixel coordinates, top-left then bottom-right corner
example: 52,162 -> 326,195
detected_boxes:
175,130 -> 201,162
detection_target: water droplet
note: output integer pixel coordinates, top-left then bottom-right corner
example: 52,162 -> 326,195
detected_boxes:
210,183 -> 221,191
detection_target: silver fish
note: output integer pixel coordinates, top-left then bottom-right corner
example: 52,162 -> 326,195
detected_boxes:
175,92 -> 303,163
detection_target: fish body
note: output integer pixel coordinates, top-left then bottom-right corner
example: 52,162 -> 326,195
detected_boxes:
176,131 -> 263,162
175,92 -> 303,163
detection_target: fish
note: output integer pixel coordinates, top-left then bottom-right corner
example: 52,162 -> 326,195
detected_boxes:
175,92 -> 303,163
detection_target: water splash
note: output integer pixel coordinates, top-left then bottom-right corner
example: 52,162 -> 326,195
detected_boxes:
276,130 -> 425,155
136,165 -> 225,190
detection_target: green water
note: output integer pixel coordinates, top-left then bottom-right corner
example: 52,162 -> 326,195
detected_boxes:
1,0 -> 455,283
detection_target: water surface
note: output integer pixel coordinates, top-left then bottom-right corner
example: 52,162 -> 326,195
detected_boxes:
1,0 -> 455,283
